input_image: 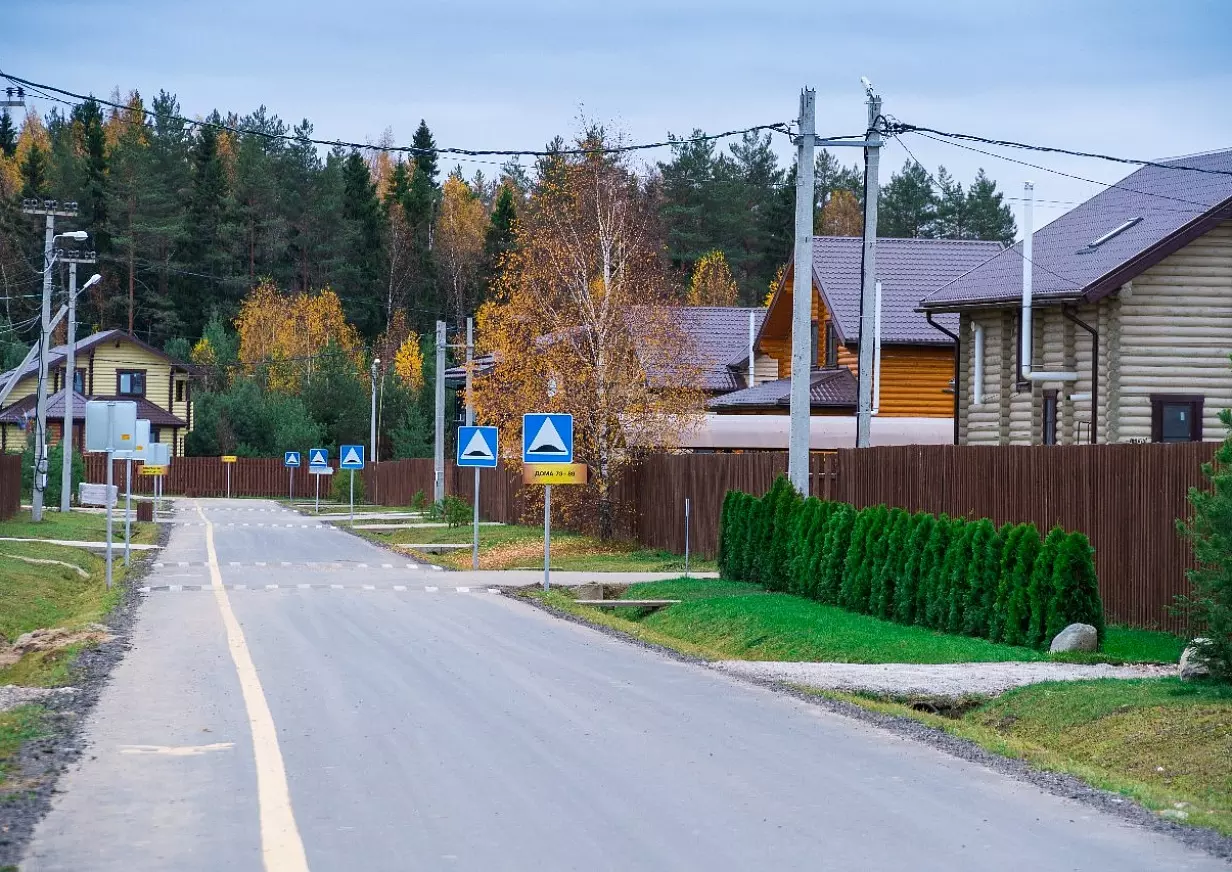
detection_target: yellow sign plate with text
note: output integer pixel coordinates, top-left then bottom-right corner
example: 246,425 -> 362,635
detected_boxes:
140,465 -> 167,476
221,455 -> 238,463
522,463 -> 588,485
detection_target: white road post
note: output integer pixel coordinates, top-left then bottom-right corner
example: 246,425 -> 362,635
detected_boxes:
684,497 -> 691,578
788,88 -> 816,495
855,82 -> 883,448
466,317 -> 479,571
124,455 -> 132,565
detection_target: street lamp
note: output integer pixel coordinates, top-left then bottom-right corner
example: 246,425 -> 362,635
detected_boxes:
58,271 -> 102,513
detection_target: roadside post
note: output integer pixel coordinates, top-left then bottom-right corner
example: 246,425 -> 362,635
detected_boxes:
222,454 -> 237,498
522,413 -> 576,591
308,447 -> 330,513
684,497 -> 691,578
84,400 -> 136,590
340,444 -> 365,525
284,451 -> 301,502
122,419 -> 150,566
457,425 -> 498,570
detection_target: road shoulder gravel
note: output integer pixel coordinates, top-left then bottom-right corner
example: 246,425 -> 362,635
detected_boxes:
514,590 -> 1232,864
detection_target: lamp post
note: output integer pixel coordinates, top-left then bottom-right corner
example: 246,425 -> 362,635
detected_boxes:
60,269 -> 100,512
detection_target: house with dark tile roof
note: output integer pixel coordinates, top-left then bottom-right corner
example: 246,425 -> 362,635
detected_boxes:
0,329 -> 194,455
710,236 -> 1001,425
919,147 -> 1232,445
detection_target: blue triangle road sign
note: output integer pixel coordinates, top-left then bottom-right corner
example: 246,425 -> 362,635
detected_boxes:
339,444 -> 366,470
522,414 -> 573,464
308,448 -> 330,467
284,451 -> 301,468
457,426 -> 499,468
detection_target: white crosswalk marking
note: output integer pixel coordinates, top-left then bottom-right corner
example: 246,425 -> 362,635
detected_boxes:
381,563 -> 392,569
425,586 -> 439,592
456,587 -> 471,593
362,584 -> 375,590
393,585 -> 406,592
265,584 -> 278,590
356,563 -> 368,569
297,584 -> 310,590
330,584 -> 343,590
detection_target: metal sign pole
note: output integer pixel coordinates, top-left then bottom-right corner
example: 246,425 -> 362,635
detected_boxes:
349,469 -> 354,525
226,463 -> 231,499
124,456 -> 132,565
289,467 -> 293,503
473,468 -> 480,570
315,474 -> 320,513
543,484 -> 551,592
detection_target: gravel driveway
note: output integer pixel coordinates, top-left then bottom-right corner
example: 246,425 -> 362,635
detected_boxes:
712,661 -> 1173,698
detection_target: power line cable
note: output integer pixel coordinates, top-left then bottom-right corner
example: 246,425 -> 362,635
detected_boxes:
885,121 -> 1232,178
0,69 -> 795,160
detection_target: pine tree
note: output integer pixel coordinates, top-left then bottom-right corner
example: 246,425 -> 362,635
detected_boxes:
403,120 -> 440,324
816,503 -> 856,604
338,150 -> 386,336
931,167 -> 967,239
965,169 -> 1017,244
1045,532 -> 1104,644
878,161 -> 937,239
1177,417 -> 1232,678
1027,527 -> 1067,648
0,110 -> 16,158
482,182 -> 517,294
20,141 -> 49,199
177,123 -> 232,335
894,513 -> 935,624
72,98 -> 110,254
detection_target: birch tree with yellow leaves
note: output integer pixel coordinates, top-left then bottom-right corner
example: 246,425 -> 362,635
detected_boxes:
474,130 -> 704,538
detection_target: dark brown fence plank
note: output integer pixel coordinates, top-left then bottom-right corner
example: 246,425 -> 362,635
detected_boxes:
0,454 -> 20,520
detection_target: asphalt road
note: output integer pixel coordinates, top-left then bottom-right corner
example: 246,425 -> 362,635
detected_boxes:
21,498 -> 1229,871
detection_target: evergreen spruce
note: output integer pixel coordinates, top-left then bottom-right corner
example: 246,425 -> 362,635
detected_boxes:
840,505 -> 882,611
895,513 -> 935,624
482,183 -> 518,293
1027,527 -> 1067,648
761,478 -> 802,592
988,523 -> 1024,642
871,510 -> 911,619
960,519 -> 1001,638
816,504 -> 856,604
787,498 -> 821,595
941,520 -> 975,633
1045,532 -> 1104,645
916,516 -> 954,627
718,491 -> 736,578
0,110 -> 15,158
1000,525 -> 1042,646
734,493 -> 757,581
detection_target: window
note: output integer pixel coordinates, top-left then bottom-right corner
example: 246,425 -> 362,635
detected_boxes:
810,320 -> 819,368
1151,394 -> 1204,443
1042,390 -> 1058,445
117,370 -> 146,397
72,368 -> 85,394
175,380 -> 185,403
824,322 -> 838,369
151,427 -> 161,443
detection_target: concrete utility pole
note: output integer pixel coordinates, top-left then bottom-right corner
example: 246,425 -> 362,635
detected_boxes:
434,320 -> 446,503
21,199 -> 80,521
466,316 -> 479,570
60,254 -> 99,512
788,88 -> 816,495
370,356 -> 379,504
855,80 -> 883,448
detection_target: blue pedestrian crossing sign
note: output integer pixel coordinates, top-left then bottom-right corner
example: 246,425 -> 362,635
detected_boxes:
522,414 -> 573,464
339,444 -> 366,470
308,447 -> 330,468
284,451 -> 301,468
457,426 -> 499,468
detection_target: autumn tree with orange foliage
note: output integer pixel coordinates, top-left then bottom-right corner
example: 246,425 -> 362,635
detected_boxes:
474,130 -> 705,539
820,188 -> 863,236
686,250 -> 738,306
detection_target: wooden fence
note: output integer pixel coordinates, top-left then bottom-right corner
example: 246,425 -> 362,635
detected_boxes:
0,453 -> 20,520
77,444 -> 1216,629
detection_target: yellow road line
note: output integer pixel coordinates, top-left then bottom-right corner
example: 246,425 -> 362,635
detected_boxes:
198,504 -> 310,872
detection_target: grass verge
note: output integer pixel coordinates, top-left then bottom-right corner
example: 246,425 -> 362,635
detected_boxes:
0,509 -> 159,546
538,578 -> 1181,665
355,522 -> 713,572
811,679 -> 1232,835
0,705 -> 46,789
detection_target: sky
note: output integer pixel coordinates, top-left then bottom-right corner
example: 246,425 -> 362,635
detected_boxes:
2,0 -> 1231,234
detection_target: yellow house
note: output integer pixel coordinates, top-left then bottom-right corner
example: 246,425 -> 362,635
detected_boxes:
0,330 -> 194,455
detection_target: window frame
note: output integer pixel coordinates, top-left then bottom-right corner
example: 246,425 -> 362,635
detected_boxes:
1151,394 -> 1204,443
824,321 -> 839,369
175,379 -> 185,403
1042,389 -> 1058,445
810,319 -> 819,368
72,367 -> 86,394
116,369 -> 147,398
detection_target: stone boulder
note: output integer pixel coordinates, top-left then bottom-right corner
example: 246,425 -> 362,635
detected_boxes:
1049,623 -> 1099,653
1179,639 -> 1212,681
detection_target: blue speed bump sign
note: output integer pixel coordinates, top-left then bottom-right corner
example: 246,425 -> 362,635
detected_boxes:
339,444 -> 366,469
284,451 -> 301,467
522,414 -> 573,464
457,426 -> 499,468
308,447 -> 330,468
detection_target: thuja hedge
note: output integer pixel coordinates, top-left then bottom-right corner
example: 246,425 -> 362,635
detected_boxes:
718,476 -> 1104,649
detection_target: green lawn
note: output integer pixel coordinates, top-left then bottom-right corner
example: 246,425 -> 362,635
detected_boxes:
823,679 -> 1232,835
0,511 -> 156,686
0,509 -> 159,545
533,578 -> 1183,666
354,522 -> 713,573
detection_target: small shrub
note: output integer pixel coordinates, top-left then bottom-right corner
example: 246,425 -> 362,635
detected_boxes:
871,510 -> 911,619
1045,532 -> 1104,644
1027,527 -> 1066,648
331,469 -> 366,503
894,513 -> 935,624
815,503 -> 856,603
410,489 -> 427,510
999,524 -> 1042,646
